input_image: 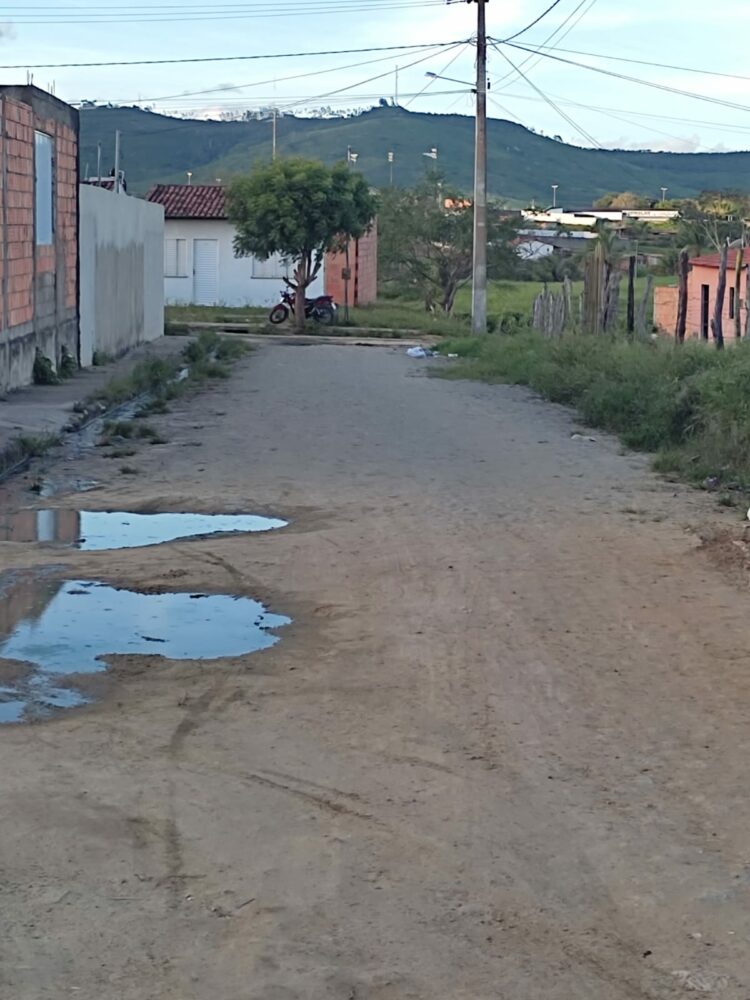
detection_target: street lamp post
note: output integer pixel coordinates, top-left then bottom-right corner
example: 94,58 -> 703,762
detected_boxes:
551,184 -> 559,209
661,186 -> 668,205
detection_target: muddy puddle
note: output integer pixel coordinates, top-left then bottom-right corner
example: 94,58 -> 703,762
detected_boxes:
0,510 -> 286,549
0,578 -> 290,723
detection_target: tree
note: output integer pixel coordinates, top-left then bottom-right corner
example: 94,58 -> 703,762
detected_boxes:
227,157 -> 377,329
594,191 -> 651,210
378,175 -> 518,313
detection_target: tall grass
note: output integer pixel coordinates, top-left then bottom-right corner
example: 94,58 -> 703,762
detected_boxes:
440,332 -> 750,490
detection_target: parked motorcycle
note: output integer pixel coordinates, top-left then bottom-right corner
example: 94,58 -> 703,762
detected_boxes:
268,289 -> 337,326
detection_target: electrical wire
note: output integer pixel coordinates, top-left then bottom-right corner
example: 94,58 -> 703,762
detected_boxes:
1,0 -> 444,23
402,42 -> 470,109
490,40 -> 600,147
95,41 -> 451,106
492,0 -> 597,91
504,43 -> 750,84
501,40 -> 750,116
0,41 -> 461,71
501,0 -> 566,43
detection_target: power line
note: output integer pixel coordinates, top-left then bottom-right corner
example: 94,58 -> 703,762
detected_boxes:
402,42 -> 470,109
500,39 -> 750,116
2,0 -> 443,23
93,41 -> 449,106
0,40 -> 461,70
492,0 -> 596,91
501,0 -> 566,43
505,43 -> 750,84
490,40 -> 600,147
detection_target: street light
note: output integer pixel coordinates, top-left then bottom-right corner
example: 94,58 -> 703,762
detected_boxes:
661,186 -> 668,205
186,171 -> 193,186
551,184 -> 559,209
387,150 -> 395,186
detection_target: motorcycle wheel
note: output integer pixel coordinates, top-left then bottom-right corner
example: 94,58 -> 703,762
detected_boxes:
314,304 -> 335,326
269,305 -> 289,325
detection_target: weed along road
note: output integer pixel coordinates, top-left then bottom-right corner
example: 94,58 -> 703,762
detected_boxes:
2,342 -> 750,999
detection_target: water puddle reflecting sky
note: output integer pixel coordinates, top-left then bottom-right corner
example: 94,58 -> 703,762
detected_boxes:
0,511 -> 286,550
0,579 -> 290,723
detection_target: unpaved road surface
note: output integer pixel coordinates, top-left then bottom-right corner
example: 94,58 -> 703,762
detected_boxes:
1,344 -> 749,999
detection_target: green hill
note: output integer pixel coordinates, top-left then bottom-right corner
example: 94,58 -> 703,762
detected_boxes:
80,104 -> 750,203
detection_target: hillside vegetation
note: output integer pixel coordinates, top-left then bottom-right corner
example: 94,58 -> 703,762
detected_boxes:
81,105 -> 750,202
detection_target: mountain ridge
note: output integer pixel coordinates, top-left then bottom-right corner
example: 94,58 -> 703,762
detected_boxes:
79,104 -> 750,202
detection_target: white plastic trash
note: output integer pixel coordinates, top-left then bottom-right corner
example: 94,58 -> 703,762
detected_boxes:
406,346 -> 429,358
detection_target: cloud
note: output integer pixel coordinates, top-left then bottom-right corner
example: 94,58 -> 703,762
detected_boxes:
0,22 -> 16,41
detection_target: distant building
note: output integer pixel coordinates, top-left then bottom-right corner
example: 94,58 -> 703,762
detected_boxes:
146,183 -> 378,309
522,207 -> 679,228
654,249 -> 749,339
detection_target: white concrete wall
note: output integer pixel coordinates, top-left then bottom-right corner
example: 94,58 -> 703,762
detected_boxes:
79,186 -> 164,365
162,218 -> 323,309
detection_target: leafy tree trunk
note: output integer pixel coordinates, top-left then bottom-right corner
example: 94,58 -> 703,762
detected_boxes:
675,248 -> 689,344
626,255 -> 636,336
293,253 -> 312,332
441,281 -> 459,314
710,243 -> 728,350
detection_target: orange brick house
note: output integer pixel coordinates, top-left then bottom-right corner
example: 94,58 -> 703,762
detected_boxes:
654,249 -> 749,341
324,222 -> 378,308
0,86 -> 79,391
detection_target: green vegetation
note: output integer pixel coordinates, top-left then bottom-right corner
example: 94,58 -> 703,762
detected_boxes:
99,420 -> 167,446
32,351 -> 60,385
440,332 -> 750,493
165,305 -> 266,324
81,105 -> 750,202
228,157 -> 377,331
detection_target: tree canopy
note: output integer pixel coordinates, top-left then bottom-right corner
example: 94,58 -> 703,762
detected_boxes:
227,156 -> 377,326
378,174 -> 518,313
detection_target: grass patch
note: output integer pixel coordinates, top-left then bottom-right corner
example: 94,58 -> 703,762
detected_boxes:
440,331 -> 750,493
99,420 -> 167,446
166,304 -> 266,324
17,433 -> 60,458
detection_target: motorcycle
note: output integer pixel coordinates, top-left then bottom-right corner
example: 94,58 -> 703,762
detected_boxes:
268,289 -> 337,326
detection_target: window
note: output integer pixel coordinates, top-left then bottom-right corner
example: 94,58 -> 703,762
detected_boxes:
34,131 -> 53,246
252,253 -> 289,279
164,238 -> 188,277
729,287 -> 736,320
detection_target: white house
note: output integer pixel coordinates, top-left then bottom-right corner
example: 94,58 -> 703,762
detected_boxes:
146,183 -> 324,308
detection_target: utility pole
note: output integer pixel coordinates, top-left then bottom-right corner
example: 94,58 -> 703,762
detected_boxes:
470,0 -> 488,335
272,108 -> 277,160
394,65 -> 399,106
388,150 -> 394,186
96,141 -> 102,186
551,183 -> 558,209
113,129 -> 121,193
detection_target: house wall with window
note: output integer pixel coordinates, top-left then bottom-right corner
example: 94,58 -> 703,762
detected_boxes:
160,218 -> 322,308
0,86 -> 78,392
654,250 -> 749,341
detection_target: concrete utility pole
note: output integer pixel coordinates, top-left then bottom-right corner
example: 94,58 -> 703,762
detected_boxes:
551,183 -> 559,209
272,108 -> 277,160
470,0 -> 488,335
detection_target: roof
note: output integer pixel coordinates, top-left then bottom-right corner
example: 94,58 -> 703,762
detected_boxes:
146,183 -> 227,219
691,248 -> 750,269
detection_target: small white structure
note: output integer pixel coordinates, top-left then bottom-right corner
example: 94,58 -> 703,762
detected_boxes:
146,184 -> 323,308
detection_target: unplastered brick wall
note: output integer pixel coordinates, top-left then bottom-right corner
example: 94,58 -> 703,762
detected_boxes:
324,220 -> 378,308
0,86 -> 79,391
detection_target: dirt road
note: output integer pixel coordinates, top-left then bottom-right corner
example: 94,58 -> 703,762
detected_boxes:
1,343 -> 749,999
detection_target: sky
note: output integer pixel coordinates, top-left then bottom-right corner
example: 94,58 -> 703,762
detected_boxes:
1,0 -> 749,155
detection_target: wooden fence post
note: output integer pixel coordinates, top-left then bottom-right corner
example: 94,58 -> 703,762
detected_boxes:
734,248 -> 743,340
627,255 -> 636,335
675,248 -> 689,344
636,275 -> 653,339
710,243 -> 728,350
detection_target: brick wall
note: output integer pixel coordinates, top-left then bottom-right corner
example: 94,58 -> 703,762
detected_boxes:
324,220 -> 378,308
0,86 -> 79,392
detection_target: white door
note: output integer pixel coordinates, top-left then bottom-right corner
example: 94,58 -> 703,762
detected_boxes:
193,239 -> 219,305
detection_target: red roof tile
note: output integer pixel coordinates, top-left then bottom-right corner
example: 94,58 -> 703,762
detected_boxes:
690,248 -> 750,269
146,183 -> 227,219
